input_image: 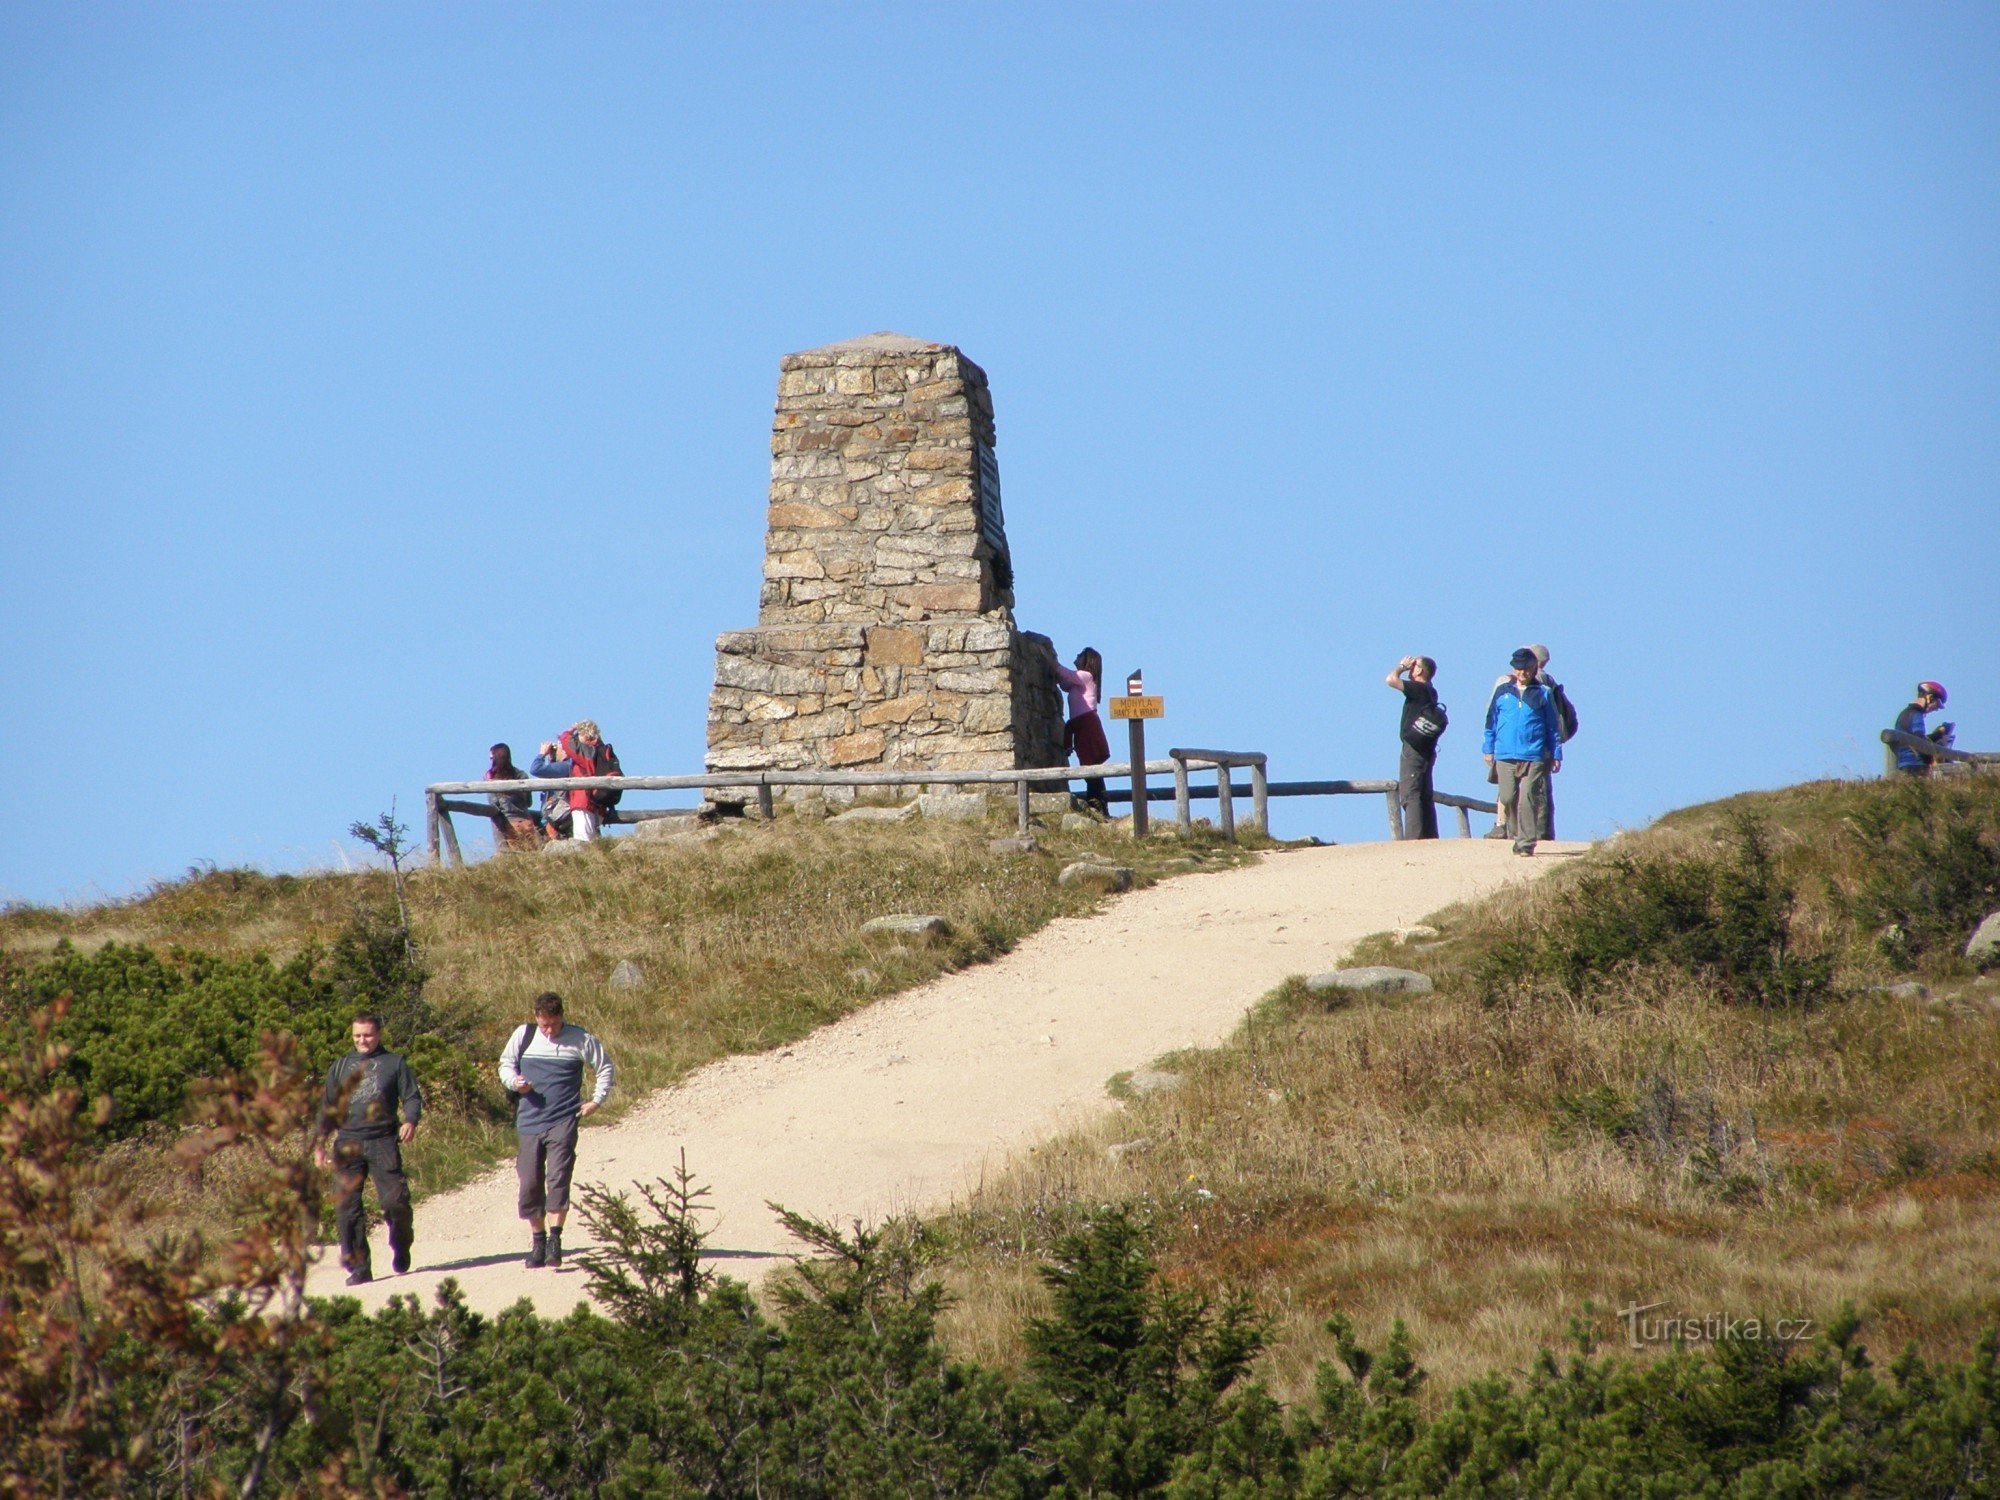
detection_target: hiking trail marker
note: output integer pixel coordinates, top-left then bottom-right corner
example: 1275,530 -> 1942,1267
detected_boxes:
1108,672 -> 1165,836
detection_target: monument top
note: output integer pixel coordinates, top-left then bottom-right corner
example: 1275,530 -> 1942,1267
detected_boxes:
784,330 -> 964,364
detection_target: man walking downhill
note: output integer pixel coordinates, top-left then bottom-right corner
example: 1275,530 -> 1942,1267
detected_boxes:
1483,647 -> 1563,857
316,1012 -> 423,1285
1385,655 -> 1446,839
500,991 -> 615,1269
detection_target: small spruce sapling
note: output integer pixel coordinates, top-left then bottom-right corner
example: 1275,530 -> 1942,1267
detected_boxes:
348,801 -> 416,963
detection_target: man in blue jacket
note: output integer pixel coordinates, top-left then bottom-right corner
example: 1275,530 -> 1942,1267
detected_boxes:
499,991 -> 616,1269
1483,647 -> 1564,857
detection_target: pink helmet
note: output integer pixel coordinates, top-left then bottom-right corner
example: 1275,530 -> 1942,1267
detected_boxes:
1918,681 -> 1947,705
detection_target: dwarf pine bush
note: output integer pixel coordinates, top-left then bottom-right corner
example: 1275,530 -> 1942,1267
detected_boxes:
1479,815 -> 1834,1009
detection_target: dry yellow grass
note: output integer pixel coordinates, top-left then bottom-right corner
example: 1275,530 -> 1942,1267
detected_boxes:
938,776 -> 2000,1400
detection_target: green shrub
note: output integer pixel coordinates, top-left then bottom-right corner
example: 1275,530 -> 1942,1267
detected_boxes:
1842,777 -> 2000,969
0,911 -> 485,1138
1480,815 -> 1834,1009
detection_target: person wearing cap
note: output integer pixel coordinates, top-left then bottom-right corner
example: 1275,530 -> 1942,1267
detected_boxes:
1892,682 -> 1953,777
1482,648 -> 1564,856
1481,643 -> 1575,839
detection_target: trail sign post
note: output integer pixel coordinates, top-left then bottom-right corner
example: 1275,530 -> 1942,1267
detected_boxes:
1107,678 -> 1165,837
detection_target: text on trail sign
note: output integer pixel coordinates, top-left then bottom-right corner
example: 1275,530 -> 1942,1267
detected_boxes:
1108,696 -> 1165,720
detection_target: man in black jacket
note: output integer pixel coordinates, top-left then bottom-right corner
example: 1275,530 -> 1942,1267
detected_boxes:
1385,655 -> 1445,839
316,1012 -> 423,1284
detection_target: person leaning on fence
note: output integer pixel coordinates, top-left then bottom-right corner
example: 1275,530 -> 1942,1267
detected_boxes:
531,719 -> 623,842
1385,655 -> 1445,840
1483,647 -> 1563,857
1052,644 -> 1111,817
499,991 -> 615,1270
1892,681 -> 1954,777
315,1012 -> 423,1285
485,742 -> 542,850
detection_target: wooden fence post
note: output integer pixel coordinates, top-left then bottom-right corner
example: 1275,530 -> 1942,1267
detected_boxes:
438,808 -> 464,869
1250,760 -> 1268,834
1128,719 -> 1149,838
757,778 -> 775,821
1017,778 -> 1031,835
1455,806 -> 1472,838
1383,790 -> 1401,839
1172,756 -> 1191,838
425,792 -> 440,863
1216,766 -> 1236,842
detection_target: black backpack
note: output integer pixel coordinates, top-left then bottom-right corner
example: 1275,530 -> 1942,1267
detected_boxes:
1550,683 -> 1578,742
1409,699 -> 1448,743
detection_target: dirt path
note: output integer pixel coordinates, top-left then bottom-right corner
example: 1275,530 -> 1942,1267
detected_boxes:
307,839 -> 1584,1316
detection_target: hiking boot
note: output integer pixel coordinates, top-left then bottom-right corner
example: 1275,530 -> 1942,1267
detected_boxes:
345,1266 -> 373,1286
547,1228 -> 564,1269
391,1247 -> 411,1275
1512,842 -> 1536,857
525,1233 -> 548,1269
1483,825 -> 1511,840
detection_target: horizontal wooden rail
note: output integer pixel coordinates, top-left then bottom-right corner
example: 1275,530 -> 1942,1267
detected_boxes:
1167,747 -> 1267,769
1880,728 -> 2000,766
423,754 -> 1505,867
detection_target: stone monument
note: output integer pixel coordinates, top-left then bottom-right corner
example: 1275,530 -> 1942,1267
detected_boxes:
705,333 -> 1064,800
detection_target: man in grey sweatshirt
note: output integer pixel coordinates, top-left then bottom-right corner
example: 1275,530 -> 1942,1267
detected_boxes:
498,991 -> 616,1269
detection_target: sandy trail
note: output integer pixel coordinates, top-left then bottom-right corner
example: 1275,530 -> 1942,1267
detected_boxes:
307,839 -> 1583,1316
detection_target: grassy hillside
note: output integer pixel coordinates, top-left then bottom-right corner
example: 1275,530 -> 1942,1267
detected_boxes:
937,774 -> 2000,1399
1,814 -> 1259,1211
6,774 -> 1997,1420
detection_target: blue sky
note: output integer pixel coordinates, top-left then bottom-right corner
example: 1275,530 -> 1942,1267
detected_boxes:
3,3 -> 1995,907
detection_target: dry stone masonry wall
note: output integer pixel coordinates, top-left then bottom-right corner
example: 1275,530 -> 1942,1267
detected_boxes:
707,333 -> 1064,796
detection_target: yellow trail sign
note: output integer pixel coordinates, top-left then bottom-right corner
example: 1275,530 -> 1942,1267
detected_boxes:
1108,696 -> 1164,720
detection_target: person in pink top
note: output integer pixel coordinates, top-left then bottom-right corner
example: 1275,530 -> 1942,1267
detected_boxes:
1052,645 -> 1111,815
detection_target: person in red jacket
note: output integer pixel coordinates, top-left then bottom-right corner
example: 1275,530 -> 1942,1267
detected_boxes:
531,720 -> 623,842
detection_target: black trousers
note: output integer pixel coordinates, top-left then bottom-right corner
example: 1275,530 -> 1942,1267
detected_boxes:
333,1134 -> 412,1270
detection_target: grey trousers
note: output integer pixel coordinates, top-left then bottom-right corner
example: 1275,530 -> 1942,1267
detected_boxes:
1397,745 -> 1439,840
516,1114 -> 582,1219
1495,760 -> 1552,848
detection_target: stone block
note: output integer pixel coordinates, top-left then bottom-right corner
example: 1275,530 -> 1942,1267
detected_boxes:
609,960 -> 645,989
826,730 -> 888,766
858,694 -> 928,728
934,667 -> 1004,694
768,502 -> 850,529
1028,791 -> 1072,815
832,803 -> 919,824
919,793 -> 989,822
864,626 -> 924,666
1967,911 -> 2000,964
1304,967 -> 1435,1001
964,697 -> 1015,734
988,836 -> 1038,855
860,913 -> 951,943
909,582 -> 984,614
1059,862 -> 1133,892
1125,1069 -> 1183,1097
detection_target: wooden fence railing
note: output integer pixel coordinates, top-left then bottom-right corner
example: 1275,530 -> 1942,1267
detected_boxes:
424,755 -> 1499,867
1880,728 -> 2000,773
